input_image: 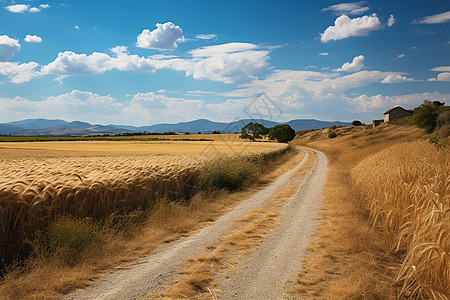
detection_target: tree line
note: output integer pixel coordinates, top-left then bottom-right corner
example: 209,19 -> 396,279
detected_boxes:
239,122 -> 296,143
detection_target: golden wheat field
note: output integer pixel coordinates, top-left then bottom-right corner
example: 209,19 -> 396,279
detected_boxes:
0,140 -> 288,268
352,140 -> 449,299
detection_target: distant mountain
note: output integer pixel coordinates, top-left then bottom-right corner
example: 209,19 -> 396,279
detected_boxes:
2,120 -> 130,136
0,118 -> 352,136
7,119 -> 68,129
112,118 -> 350,133
0,124 -> 24,135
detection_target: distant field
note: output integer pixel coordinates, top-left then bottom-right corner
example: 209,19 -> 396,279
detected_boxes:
0,139 -> 277,154
0,135 -> 213,142
0,139 -> 288,269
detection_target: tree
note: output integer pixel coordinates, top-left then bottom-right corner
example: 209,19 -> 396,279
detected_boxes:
413,101 -> 447,133
240,122 -> 268,141
212,130 -> 221,134
352,120 -> 363,126
268,124 -> 296,143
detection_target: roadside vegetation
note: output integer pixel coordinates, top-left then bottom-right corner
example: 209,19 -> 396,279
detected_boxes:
291,123 -> 449,299
0,143 -> 295,300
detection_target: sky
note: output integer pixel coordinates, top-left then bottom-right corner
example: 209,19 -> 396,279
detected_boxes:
0,0 -> 449,126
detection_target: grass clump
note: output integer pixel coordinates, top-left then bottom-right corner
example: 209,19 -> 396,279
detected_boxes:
197,157 -> 257,191
328,131 -> 337,139
45,217 -> 100,265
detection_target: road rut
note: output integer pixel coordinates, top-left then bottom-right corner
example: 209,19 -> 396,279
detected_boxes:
65,148 -> 326,300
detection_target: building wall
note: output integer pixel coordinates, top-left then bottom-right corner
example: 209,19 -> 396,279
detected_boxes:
384,108 -> 413,123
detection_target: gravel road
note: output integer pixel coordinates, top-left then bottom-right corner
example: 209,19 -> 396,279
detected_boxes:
65,148 -> 327,300
220,148 -> 327,299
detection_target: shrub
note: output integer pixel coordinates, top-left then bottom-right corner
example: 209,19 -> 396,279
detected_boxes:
413,100 -> 449,133
328,132 -> 337,138
268,124 -> 295,143
46,217 -> 99,265
352,120 -> 363,126
330,125 -> 337,130
197,157 -> 257,191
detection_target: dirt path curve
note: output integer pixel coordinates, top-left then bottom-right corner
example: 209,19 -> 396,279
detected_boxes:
65,148 -> 326,300
220,148 -> 327,299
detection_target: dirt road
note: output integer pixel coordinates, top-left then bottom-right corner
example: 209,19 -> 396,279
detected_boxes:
65,148 -> 327,300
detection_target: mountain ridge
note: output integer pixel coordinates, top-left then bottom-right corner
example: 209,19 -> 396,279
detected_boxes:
1,118 -> 353,136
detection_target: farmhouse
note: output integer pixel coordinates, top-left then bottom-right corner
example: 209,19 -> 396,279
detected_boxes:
383,106 -> 413,123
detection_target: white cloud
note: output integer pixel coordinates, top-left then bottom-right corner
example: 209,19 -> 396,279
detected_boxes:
319,52 -> 329,56
196,34 -> 217,40
41,51 -> 115,79
74,25 -> 80,29
29,7 -> 41,13
397,53 -> 405,59
0,35 -> 20,61
189,42 -> 259,57
431,66 -> 450,72
0,61 -> 39,83
322,1 -> 370,15
166,44 -> 270,84
413,11 -> 450,24
136,22 -> 184,50
381,74 -> 418,83
5,4 -> 47,13
5,4 -> 29,13
321,14 -> 382,42
387,14 -> 396,27
24,35 -> 42,43
428,72 -> 450,82
344,92 -> 450,111
334,55 -> 365,72
0,90 -> 123,123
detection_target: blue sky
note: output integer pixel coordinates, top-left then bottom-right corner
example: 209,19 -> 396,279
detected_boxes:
0,0 -> 449,125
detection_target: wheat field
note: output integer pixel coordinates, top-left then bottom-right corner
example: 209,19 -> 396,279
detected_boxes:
352,140 -> 449,299
0,140 -> 288,269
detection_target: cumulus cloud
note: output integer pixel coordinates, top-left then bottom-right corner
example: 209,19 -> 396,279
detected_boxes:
24,35 -> 42,43
74,25 -> 80,29
387,14 -> 396,27
0,35 -> 20,61
428,72 -> 450,82
5,4 -> 48,13
381,74 -> 418,83
344,92 -> 450,111
5,4 -> 29,13
334,55 -> 365,72
321,14 -> 382,42
0,61 -> 40,83
322,1 -> 370,15
136,22 -> 184,50
167,43 -> 270,84
0,90 -> 123,123
33,43 -> 269,85
196,34 -> 217,40
41,51 -> 114,82
413,11 -> 450,24
319,52 -> 329,56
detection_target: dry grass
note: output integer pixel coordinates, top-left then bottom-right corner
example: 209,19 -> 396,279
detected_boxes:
352,141 -> 449,299
0,143 -> 292,300
0,143 -> 288,268
157,150 -> 316,299
290,124 -> 449,300
0,140 -> 279,153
